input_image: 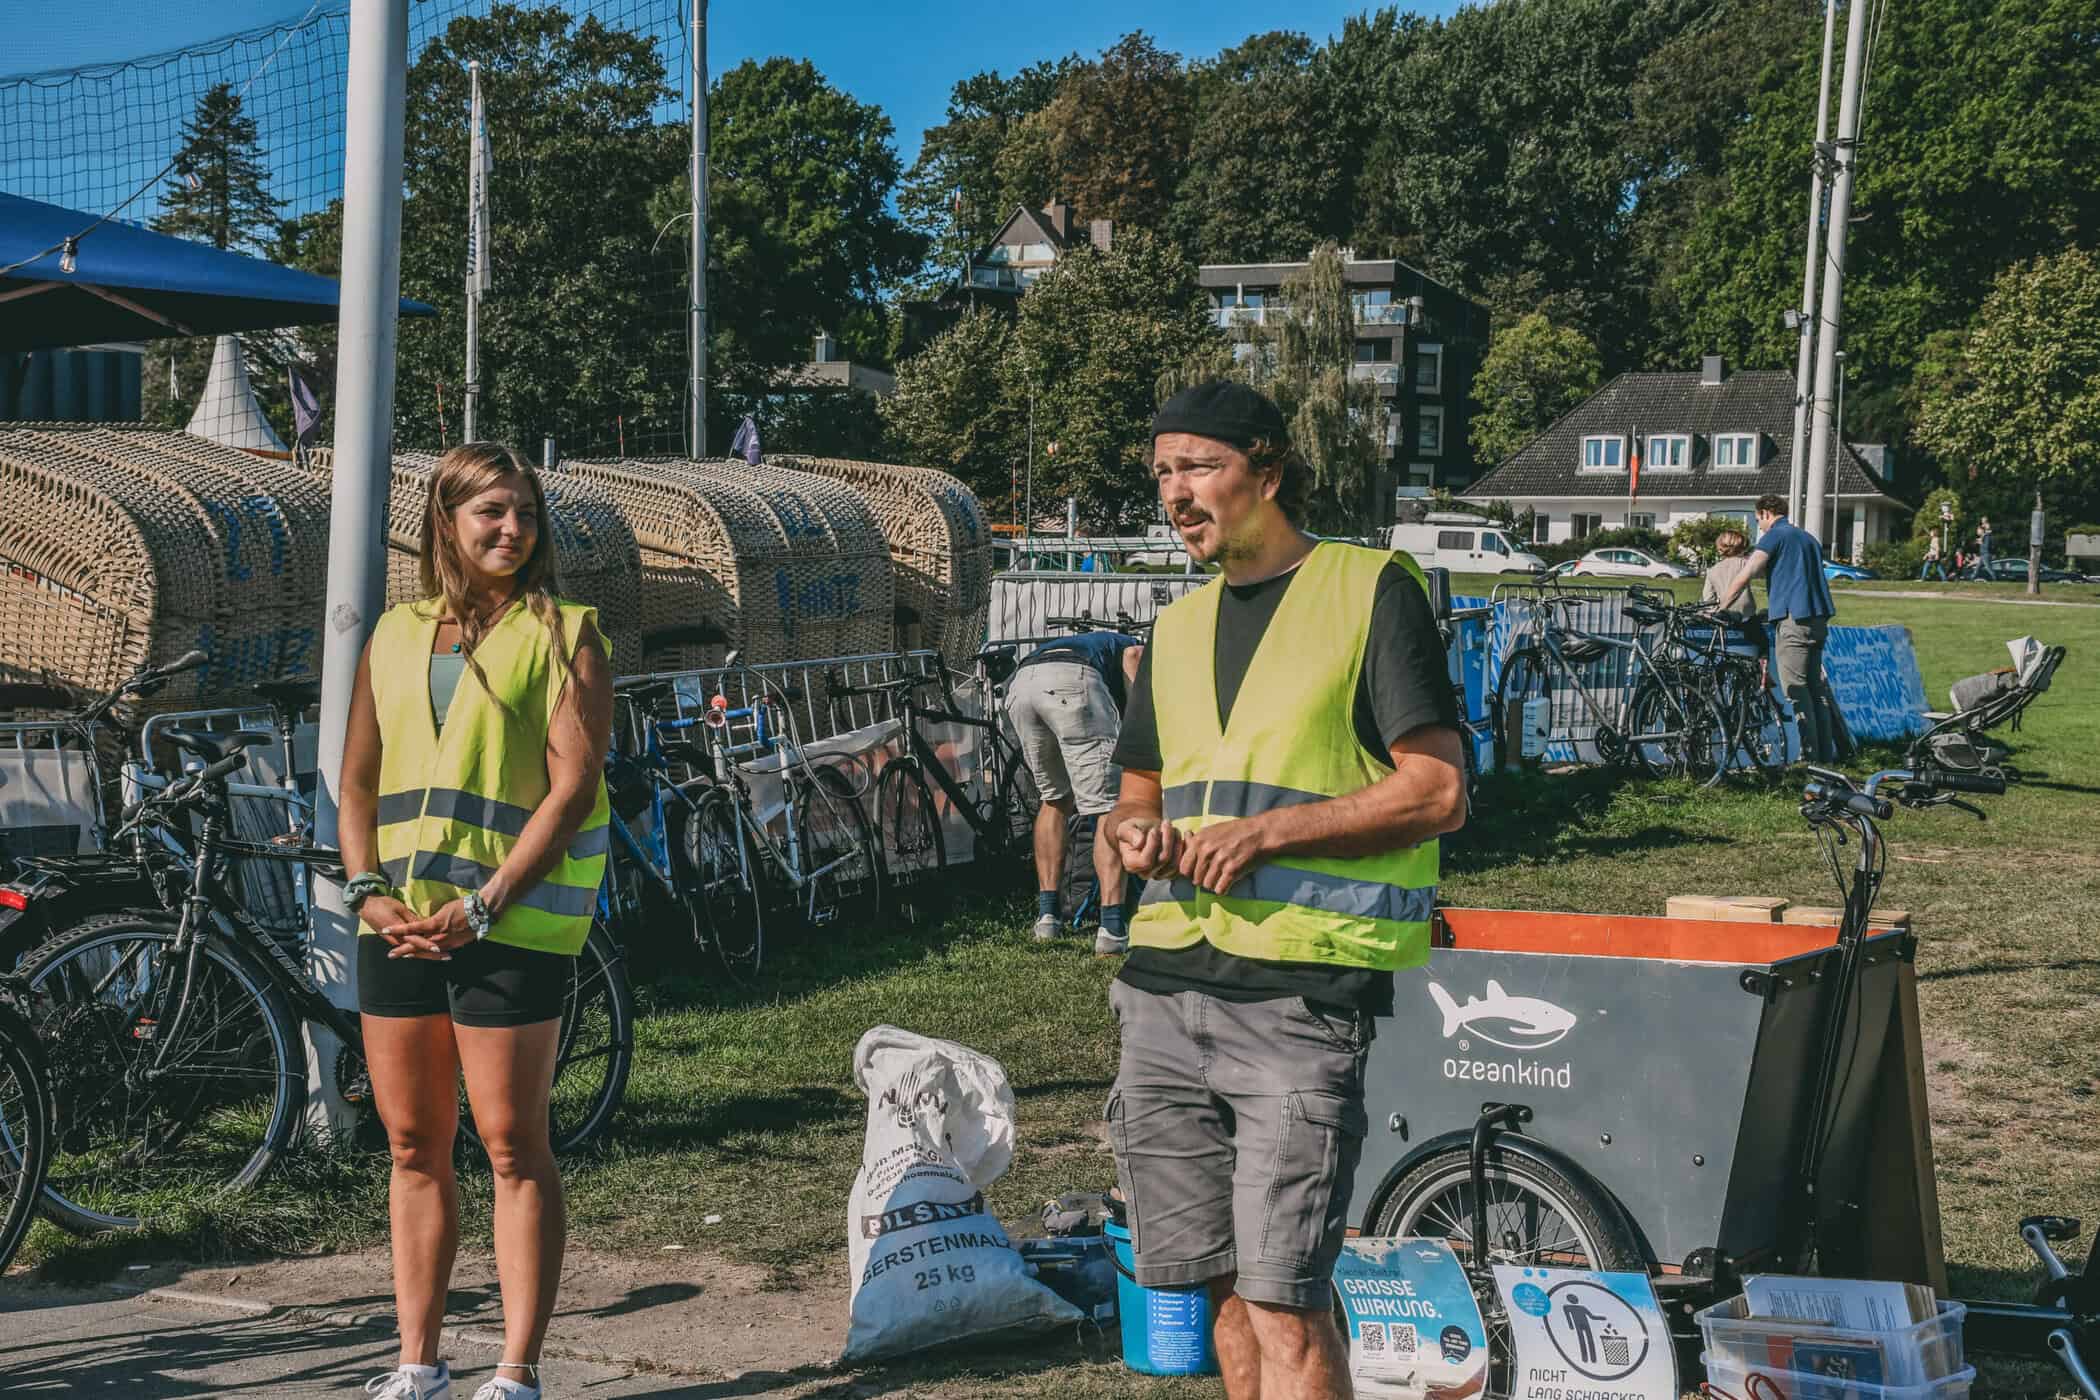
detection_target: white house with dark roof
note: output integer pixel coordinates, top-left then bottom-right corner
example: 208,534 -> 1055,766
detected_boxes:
1460,356 -> 1908,558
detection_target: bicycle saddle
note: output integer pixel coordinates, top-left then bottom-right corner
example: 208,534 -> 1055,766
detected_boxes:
1560,637 -> 1611,665
166,728 -> 272,764
252,677 -> 320,713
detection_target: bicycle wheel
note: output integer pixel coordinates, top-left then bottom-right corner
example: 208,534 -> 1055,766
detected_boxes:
22,912 -> 305,1234
1680,688 -> 1731,789
0,996 -> 55,1271
993,750 -> 1041,868
1372,1145 -> 1645,1398
792,767 -> 884,934
679,782 -> 765,982
548,920 -> 633,1154
875,759 -> 948,928
1624,678 -> 1687,779
1491,647 -> 1551,772
1719,663 -> 1787,780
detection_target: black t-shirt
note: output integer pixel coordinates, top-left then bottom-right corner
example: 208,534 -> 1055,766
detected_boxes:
1111,558 -> 1459,1016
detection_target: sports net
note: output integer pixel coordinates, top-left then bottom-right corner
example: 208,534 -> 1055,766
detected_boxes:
2,0 -> 693,459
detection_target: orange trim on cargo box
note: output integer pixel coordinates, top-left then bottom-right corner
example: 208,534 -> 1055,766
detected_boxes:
1435,908 -> 1840,964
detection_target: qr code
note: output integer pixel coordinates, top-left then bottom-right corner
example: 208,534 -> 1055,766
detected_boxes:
1360,1322 -> 1387,1354
1392,1323 -> 1419,1357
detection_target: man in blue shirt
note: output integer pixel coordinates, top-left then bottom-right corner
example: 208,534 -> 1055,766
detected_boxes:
1717,493 -> 1837,761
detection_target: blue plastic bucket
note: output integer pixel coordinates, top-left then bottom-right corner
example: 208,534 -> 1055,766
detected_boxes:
1103,1218 -> 1217,1376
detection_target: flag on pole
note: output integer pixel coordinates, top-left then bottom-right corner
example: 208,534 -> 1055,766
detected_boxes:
1628,425 -> 1642,501
466,64 -> 494,296
729,414 -> 761,465
288,365 -> 321,447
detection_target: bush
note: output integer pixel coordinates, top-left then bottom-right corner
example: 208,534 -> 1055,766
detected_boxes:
1863,539 -> 1925,578
1669,514 -> 1749,570
1533,525 -> 1671,567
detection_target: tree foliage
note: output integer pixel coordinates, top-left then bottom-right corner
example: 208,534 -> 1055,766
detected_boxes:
1468,314 -> 1605,466
1915,249 -> 2100,522
155,82 -> 283,254
880,307 -> 1023,513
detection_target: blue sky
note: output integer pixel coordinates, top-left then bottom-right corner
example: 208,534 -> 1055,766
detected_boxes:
6,0 -> 1466,169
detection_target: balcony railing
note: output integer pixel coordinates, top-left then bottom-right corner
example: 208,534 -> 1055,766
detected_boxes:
1214,306 -> 1277,327
1355,303 -> 1409,326
1350,361 -> 1400,385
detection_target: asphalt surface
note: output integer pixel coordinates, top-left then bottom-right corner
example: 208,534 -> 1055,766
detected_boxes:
0,1286 -> 714,1398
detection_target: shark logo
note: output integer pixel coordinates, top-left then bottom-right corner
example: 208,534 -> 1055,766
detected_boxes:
1426,979 -> 1578,1051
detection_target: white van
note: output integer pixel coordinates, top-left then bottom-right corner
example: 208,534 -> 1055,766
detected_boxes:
1386,515 -> 1546,574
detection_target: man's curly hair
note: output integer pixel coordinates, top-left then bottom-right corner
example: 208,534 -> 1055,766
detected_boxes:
1246,436 -> 1311,522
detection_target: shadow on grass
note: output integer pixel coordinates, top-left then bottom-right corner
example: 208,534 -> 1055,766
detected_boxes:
612,1084 -> 861,1155
1447,766 -> 1731,875
1920,958 -> 2100,984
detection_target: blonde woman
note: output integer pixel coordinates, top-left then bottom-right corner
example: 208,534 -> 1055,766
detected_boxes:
1702,529 -> 1759,619
340,443 -> 614,1400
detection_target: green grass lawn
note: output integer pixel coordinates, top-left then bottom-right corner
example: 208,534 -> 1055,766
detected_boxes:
15,588 -> 2099,1395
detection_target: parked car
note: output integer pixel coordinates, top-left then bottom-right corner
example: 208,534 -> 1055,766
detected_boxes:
1386,518 -> 1549,574
1823,560 -> 1879,581
1966,557 -> 2083,583
1567,547 -> 1693,579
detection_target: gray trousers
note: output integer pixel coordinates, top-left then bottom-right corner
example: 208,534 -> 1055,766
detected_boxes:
1776,615 -> 1832,762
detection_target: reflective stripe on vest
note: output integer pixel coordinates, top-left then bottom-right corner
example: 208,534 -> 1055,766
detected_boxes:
369,597 -> 610,956
1128,541 -> 1438,972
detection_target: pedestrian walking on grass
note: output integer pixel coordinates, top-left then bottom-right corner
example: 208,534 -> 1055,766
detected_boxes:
1716,493 -> 1838,763
1978,516 -> 1994,570
1005,628 -> 1145,953
1920,535 -> 1947,581
340,442 -> 615,1400
1103,381 -> 1466,1400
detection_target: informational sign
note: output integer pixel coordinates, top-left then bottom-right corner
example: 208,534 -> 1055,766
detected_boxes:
1335,1238 -> 1489,1399
1493,1266 -> 1678,1400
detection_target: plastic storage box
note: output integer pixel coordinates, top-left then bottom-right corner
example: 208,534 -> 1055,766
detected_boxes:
1696,1296 -> 1968,1388
1702,1354 -> 1975,1400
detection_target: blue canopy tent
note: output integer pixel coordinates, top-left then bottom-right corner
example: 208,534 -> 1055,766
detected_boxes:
0,192 -> 434,352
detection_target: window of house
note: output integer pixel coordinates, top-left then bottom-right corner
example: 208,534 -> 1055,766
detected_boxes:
1384,411 -> 1400,448
1645,434 -> 1689,470
1414,342 -> 1443,392
1406,463 -> 1435,490
1572,513 -> 1604,540
1018,242 -> 1057,262
1629,511 -> 1657,531
1417,405 -> 1444,455
1534,514 -> 1551,543
1436,530 -> 1475,551
1353,339 -> 1393,363
1581,436 -> 1626,471
1714,432 -> 1760,469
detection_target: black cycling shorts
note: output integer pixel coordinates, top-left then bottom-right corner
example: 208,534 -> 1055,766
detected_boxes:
357,931 -> 571,1028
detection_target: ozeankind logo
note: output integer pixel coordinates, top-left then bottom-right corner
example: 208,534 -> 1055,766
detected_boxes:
1426,979 -> 1578,1050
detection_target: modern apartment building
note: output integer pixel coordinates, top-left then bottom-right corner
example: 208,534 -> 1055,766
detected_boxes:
1197,252 -> 1491,518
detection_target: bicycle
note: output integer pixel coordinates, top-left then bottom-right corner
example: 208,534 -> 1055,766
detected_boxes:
0,972 -> 54,1271
825,662 -> 1043,926
1673,609 -> 1787,782
677,656 -> 884,973
601,676 -> 761,982
3,727 -> 632,1233
1492,582 -> 1729,785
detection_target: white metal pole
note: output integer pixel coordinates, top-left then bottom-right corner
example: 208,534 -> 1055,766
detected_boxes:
464,60 -> 482,443
1024,377 -> 1035,544
311,0 -> 408,1143
690,0 -> 708,459
1803,0 -> 1870,545
1789,0 -> 1838,520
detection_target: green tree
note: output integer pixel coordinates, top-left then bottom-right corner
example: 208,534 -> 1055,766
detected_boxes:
1170,34 -> 1353,263
1014,230 -> 1220,526
896,61 -> 1077,293
1162,244 -> 1386,532
1468,313 -> 1605,465
880,307 -> 1023,516
1915,250 -> 2100,528
1668,0 -> 2100,449
155,82 -> 283,254
390,5 -> 685,452
1023,34 -> 1193,234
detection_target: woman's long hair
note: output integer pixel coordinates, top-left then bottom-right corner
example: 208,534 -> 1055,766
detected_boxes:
418,442 -> 570,700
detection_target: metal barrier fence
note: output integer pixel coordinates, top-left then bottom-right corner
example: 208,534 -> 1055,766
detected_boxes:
0,720 -> 102,863
611,649 -> 951,750
989,571 -> 1208,645
1486,581 -> 1652,764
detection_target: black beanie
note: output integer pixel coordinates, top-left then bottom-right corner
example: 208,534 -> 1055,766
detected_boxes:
1151,380 -> 1288,451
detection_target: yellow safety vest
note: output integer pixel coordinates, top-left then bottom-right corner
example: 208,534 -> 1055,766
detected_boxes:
369,597 -> 610,956
1130,541 -> 1438,971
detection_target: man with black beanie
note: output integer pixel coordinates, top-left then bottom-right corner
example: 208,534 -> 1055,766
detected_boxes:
1102,380 -> 1465,1400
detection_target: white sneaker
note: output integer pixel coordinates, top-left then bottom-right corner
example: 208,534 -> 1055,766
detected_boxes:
1094,930 -> 1129,956
1031,914 -> 1062,941
366,1363 -> 451,1399
470,1378 -> 539,1400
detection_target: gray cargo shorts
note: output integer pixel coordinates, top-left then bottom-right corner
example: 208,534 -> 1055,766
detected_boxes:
1105,978 -> 1372,1310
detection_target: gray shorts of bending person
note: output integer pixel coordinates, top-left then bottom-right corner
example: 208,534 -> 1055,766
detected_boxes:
1105,979 -> 1373,1310
1005,660 -> 1123,816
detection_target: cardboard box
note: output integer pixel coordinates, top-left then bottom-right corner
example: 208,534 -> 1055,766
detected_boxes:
1783,905 -> 1913,930
1666,895 -> 1790,922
